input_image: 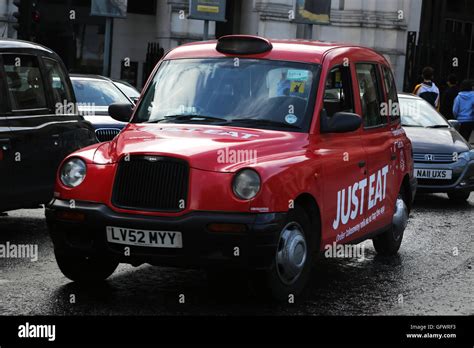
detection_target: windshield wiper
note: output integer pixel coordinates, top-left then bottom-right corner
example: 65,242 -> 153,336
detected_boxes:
147,115 -> 229,124
401,124 -> 422,127
230,118 -> 301,129
426,125 -> 449,128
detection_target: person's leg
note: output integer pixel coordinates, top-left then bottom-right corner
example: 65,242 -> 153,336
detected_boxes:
459,122 -> 470,141
459,122 -> 474,142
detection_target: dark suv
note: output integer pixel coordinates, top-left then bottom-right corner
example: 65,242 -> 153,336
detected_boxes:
0,39 -> 97,212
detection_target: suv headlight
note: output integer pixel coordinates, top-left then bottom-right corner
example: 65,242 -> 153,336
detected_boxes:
60,158 -> 87,188
232,169 -> 261,200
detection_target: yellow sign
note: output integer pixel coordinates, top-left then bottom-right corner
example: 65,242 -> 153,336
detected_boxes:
197,5 -> 219,13
291,81 -> 305,94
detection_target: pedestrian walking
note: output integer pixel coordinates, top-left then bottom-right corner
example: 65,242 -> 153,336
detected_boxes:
453,80 -> 474,142
413,67 -> 440,109
440,74 -> 459,119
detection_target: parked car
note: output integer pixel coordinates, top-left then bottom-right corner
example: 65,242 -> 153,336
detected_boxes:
399,93 -> 474,201
46,35 -> 416,301
112,79 -> 140,104
0,39 -> 97,212
70,74 -> 132,142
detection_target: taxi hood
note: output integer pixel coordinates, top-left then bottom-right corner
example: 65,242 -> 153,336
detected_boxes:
92,123 -> 309,172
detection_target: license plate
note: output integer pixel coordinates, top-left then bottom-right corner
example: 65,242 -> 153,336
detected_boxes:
415,168 -> 452,180
106,226 -> 183,248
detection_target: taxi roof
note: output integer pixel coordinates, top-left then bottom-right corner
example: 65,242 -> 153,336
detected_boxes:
164,38 -> 382,65
0,39 -> 54,53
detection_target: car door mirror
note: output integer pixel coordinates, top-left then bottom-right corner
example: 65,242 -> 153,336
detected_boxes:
320,111 -> 362,133
448,119 -> 460,130
109,103 -> 133,122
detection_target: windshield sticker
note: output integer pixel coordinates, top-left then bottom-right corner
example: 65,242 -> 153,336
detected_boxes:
287,69 -> 309,81
290,81 -> 305,94
285,114 -> 298,124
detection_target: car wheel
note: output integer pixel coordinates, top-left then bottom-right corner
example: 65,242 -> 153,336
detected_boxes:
252,205 -> 316,302
448,191 -> 471,202
54,248 -> 119,283
372,188 -> 409,256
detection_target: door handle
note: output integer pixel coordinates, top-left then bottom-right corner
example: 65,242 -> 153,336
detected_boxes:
391,153 -> 397,160
358,160 -> 366,168
0,138 -> 11,151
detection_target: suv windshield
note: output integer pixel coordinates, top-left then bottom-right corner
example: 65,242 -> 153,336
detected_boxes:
134,58 -> 320,132
399,96 -> 450,128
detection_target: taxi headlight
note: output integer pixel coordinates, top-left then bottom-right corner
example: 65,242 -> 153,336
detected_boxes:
60,158 -> 87,188
232,169 -> 261,200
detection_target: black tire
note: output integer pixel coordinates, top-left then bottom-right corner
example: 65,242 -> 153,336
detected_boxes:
372,188 -> 409,256
252,205 -> 317,302
54,248 -> 119,283
448,191 -> 471,202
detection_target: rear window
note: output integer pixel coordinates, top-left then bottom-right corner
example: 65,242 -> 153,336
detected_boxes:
3,54 -> 47,111
381,65 -> 400,123
43,58 -> 74,106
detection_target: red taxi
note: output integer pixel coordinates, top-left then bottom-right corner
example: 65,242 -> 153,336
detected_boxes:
46,36 -> 416,301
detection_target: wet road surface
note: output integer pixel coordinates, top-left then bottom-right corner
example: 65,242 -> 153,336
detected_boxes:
0,193 -> 472,316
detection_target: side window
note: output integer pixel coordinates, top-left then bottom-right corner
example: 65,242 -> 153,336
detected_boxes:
3,54 -> 47,111
0,57 -> 7,114
382,65 -> 400,123
43,58 -> 74,108
323,65 -> 354,117
356,63 -> 386,127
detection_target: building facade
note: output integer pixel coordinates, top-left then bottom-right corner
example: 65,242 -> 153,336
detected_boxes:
134,0 -> 421,89
8,0 -> 473,93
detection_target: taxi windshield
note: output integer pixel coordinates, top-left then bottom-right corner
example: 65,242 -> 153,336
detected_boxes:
133,58 -> 320,132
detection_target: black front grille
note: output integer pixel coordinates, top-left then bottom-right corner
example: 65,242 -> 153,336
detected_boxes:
413,153 -> 456,163
96,128 -> 121,142
112,156 -> 189,212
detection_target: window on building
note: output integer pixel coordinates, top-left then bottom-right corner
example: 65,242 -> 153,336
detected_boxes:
323,65 -> 354,117
356,63 -> 386,127
2,54 -> 47,111
127,0 -> 156,15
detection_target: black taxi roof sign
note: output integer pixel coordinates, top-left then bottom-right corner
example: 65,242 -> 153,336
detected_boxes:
216,35 -> 273,55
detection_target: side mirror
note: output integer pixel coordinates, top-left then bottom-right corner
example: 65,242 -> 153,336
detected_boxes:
448,119 -> 460,130
109,103 -> 133,122
320,111 -> 362,133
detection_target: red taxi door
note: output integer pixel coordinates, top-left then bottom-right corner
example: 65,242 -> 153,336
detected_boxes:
318,64 -> 368,247
354,63 -> 397,231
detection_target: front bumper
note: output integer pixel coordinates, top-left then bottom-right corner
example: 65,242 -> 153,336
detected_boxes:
46,199 -> 286,270
414,159 -> 474,193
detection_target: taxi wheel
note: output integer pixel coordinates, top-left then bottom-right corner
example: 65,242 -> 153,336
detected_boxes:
54,248 -> 119,283
252,205 -> 315,302
373,188 -> 409,256
448,191 -> 471,202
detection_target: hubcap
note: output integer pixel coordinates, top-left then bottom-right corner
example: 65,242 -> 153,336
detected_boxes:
392,196 -> 408,241
275,222 -> 307,285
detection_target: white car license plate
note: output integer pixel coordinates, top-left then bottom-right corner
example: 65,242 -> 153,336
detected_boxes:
415,168 -> 452,180
106,226 -> 183,248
